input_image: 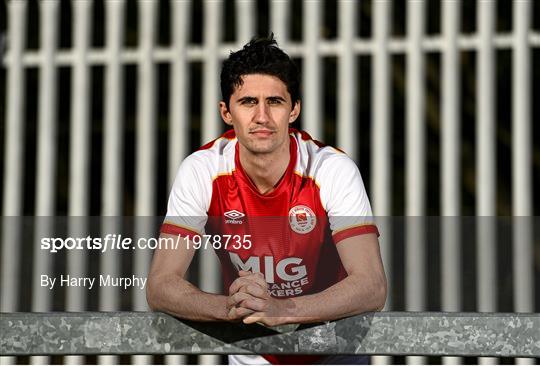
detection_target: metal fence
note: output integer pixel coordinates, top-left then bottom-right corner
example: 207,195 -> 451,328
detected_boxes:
1,0 -> 539,365
2,312 -> 539,358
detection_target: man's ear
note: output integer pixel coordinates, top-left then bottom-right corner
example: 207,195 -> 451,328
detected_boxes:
289,100 -> 301,123
220,101 -> 233,126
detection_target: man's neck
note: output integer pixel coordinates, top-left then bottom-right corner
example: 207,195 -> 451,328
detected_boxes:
239,139 -> 291,195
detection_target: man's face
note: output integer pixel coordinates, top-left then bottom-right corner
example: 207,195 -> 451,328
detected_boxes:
220,74 -> 301,155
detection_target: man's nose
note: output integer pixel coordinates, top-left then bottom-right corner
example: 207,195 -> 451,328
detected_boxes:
254,103 -> 270,123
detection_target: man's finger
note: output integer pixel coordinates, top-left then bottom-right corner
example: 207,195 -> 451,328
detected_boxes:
226,291 -> 252,309
229,277 -> 254,295
237,271 -> 267,289
228,306 -> 255,321
242,312 -> 264,324
229,276 -> 267,295
239,270 -> 265,281
239,270 -> 263,279
241,284 -> 267,299
239,296 -> 266,312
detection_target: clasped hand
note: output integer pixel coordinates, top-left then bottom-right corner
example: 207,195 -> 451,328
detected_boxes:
226,270 -> 290,326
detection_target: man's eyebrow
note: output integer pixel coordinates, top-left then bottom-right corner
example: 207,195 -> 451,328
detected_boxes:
237,96 -> 257,103
266,96 -> 286,101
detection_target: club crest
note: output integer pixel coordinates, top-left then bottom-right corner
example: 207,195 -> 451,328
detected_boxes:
288,205 -> 316,234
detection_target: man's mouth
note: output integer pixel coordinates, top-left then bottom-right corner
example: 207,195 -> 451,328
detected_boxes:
250,129 -> 275,137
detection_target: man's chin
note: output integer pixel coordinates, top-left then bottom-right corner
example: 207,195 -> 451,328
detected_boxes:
246,143 -> 276,155
249,147 -> 275,155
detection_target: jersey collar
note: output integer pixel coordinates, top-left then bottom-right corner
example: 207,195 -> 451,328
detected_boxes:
234,134 -> 298,198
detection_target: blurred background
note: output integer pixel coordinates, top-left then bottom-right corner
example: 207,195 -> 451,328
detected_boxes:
1,0 -> 539,364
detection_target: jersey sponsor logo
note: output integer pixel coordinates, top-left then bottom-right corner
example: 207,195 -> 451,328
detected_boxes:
289,205 -> 316,234
224,209 -> 245,224
228,253 -> 310,297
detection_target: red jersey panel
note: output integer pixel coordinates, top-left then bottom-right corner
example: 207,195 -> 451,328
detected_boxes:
207,135 -> 342,297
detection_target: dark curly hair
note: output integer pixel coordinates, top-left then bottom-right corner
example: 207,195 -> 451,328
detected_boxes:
220,35 -> 301,109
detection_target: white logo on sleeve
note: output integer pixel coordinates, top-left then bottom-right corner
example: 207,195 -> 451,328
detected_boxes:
224,209 -> 245,224
289,205 -> 316,234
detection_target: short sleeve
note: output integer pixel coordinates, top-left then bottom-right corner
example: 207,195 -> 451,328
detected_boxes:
161,154 -> 211,238
318,155 -> 379,243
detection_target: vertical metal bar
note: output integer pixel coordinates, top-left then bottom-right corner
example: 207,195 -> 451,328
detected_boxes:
405,0 -> 426,296
337,0 -> 357,159
134,0 -> 157,304
132,2 -> 158,364
236,0 -> 255,45
405,0 -> 426,217
34,1 -> 59,217
1,0 -> 27,315
405,1 -> 426,364
270,0 -> 289,47
302,0 -> 322,140
134,0 -> 158,221
1,3 -> 27,364
32,0 -> 59,310
441,3 -> 462,364
101,0 -> 125,307
441,0 -> 461,307
67,0 -> 92,312
64,1 -> 91,365
476,0 -> 496,221
68,0 -> 92,218
99,1 -> 125,364
200,4 -> 223,363
370,2 -> 392,364
477,1 -> 497,364
66,0 -> 91,358
512,0 -> 533,305
476,0 -> 496,308
512,1 -> 533,363
371,0 -> 392,220
168,1 -> 191,189
511,0 -> 532,222
201,0 -> 222,144
31,2 -> 59,364
102,0 -> 125,218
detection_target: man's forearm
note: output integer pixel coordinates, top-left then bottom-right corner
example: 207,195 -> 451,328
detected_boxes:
147,273 -> 229,321
283,274 -> 386,324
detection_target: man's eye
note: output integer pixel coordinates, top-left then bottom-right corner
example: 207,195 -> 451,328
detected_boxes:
268,99 -> 282,104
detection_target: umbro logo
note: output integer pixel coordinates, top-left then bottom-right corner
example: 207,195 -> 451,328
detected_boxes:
224,210 -> 245,219
224,210 -> 245,224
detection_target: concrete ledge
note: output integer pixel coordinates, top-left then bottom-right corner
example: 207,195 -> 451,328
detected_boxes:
1,312 -> 538,357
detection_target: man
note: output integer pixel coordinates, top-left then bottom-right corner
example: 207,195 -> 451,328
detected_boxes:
147,36 -> 387,364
